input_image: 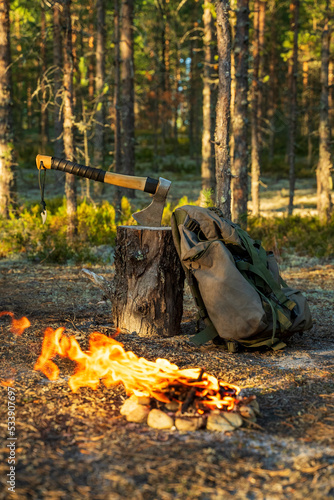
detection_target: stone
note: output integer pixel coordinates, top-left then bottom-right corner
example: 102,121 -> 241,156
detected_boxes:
147,409 -> 174,430
175,417 -> 204,431
238,405 -> 257,422
249,399 -> 261,416
129,394 -> 151,406
165,401 -> 180,412
120,399 -> 150,423
206,411 -> 243,432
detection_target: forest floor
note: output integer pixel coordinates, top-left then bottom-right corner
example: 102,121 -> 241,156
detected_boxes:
1,171 -> 333,499
0,253 -> 333,499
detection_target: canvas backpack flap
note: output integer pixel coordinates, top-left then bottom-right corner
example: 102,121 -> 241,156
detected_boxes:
179,205 -> 241,246
180,231 -> 268,341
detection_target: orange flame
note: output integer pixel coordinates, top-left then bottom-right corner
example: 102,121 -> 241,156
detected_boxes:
1,379 -> 15,387
0,311 -> 31,336
34,327 -> 240,411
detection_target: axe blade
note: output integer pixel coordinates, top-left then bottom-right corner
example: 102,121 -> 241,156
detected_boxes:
132,177 -> 171,227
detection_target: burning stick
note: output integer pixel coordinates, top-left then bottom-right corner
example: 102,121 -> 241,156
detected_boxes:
181,368 -> 205,414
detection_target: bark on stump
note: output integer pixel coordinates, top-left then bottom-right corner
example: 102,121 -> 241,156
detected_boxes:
112,226 -> 185,337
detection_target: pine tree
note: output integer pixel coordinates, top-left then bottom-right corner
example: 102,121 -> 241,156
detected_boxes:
93,0 -> 106,171
120,0 -> 135,198
40,3 -> 48,150
251,0 -> 260,216
0,0 -> 16,218
288,0 -> 299,215
215,0 -> 231,218
201,0 -> 216,199
232,0 -> 249,226
63,0 -> 77,241
317,0 -> 333,223
53,2 -> 64,157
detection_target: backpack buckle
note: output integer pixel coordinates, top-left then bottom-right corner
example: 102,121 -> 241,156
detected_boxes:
185,218 -> 200,234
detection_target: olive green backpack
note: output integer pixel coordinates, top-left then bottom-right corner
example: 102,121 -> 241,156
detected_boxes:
171,205 -> 313,352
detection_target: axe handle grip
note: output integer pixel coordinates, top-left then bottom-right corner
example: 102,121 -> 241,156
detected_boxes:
36,155 -> 159,194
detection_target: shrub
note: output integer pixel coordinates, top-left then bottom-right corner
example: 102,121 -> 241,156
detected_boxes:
248,215 -> 334,258
1,199 -> 333,263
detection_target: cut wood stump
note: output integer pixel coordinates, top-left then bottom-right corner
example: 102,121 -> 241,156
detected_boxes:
112,226 -> 185,337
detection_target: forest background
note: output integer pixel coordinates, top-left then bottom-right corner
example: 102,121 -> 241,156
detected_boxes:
0,0 -> 333,264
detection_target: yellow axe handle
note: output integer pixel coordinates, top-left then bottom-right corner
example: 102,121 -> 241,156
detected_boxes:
36,155 -> 158,193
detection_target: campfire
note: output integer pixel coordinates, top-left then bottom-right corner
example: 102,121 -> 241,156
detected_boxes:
2,312 -> 260,432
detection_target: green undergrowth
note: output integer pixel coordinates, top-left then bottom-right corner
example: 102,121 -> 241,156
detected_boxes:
0,198 -> 126,264
248,215 -> 334,259
1,197 -> 333,263
0,195 -> 197,264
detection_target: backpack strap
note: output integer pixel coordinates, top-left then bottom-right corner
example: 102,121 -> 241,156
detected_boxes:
191,323 -> 218,345
235,228 -> 296,310
238,337 -> 287,350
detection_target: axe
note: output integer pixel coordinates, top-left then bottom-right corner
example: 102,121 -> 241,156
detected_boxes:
36,155 -> 171,227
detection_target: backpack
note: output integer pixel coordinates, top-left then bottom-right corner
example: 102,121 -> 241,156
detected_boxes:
171,205 -> 313,352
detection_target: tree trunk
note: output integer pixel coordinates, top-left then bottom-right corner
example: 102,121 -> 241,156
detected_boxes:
288,0 -> 299,216
0,0 -> 15,219
53,3 -> 64,158
317,2 -> 333,224
301,57 -> 313,167
112,226 -> 185,337
40,4 -> 48,150
173,43 -> 180,144
120,0 -> 135,199
201,0 -> 215,199
215,0 -> 232,218
63,0 -> 77,241
232,0 -> 249,227
114,0 -> 122,208
88,0 -> 94,100
329,58 -> 334,131
159,0 -> 171,143
301,59 -> 308,136
268,7 -> 277,163
93,0 -> 106,195
257,0 -> 265,142
251,0 -> 260,216
189,35 -> 201,161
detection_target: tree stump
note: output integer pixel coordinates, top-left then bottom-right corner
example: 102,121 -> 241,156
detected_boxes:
112,226 -> 185,337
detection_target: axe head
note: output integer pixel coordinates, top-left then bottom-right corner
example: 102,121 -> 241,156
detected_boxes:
132,177 -> 171,227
